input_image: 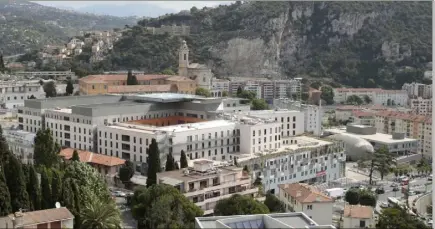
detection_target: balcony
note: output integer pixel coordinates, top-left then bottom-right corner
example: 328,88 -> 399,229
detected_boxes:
184,179 -> 251,197
195,186 -> 259,207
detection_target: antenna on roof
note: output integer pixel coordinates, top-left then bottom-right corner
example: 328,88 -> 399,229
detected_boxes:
55,202 -> 61,208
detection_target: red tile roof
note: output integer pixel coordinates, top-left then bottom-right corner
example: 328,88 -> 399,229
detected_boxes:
59,148 -> 125,167
375,110 -> 430,123
336,105 -> 387,111
166,76 -> 196,82
352,110 -> 375,117
278,183 -> 333,203
344,205 -> 374,219
9,207 -> 74,227
335,88 -> 405,93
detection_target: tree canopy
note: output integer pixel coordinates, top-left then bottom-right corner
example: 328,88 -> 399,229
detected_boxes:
264,192 -> 285,213
131,184 -> 203,228
4,155 -> 30,212
43,81 -> 57,98
127,70 -> 139,85
34,129 -> 60,168
146,139 -> 161,187
376,206 -> 430,229
195,87 -> 211,97
165,152 -> 177,171
119,161 -> 135,185
214,194 -> 270,216
66,80 -> 74,95
180,150 -> 188,169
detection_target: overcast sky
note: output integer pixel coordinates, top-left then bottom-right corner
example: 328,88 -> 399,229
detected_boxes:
35,1 -> 233,12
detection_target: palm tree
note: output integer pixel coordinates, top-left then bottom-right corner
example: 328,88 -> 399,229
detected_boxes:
80,196 -> 122,229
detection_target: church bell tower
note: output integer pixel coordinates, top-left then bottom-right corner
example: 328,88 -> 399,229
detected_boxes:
178,40 -> 189,77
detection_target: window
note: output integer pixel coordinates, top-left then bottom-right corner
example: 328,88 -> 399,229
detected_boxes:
307,205 -> 313,210
183,53 -> 187,60
359,220 -> 366,228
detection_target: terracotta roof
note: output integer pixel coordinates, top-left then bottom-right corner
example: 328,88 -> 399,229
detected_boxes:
352,110 -> 375,117
9,207 -> 74,226
278,183 -> 333,203
107,84 -> 177,93
336,105 -> 387,111
59,148 -> 125,167
335,88 -> 406,94
166,76 -> 196,82
375,110 -> 430,123
344,205 -> 373,219
80,74 -> 172,83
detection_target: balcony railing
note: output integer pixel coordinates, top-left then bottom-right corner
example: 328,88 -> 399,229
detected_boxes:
184,179 -> 251,197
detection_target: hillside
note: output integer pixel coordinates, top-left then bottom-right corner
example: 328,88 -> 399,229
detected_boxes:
100,1 -> 431,89
0,1 -> 137,55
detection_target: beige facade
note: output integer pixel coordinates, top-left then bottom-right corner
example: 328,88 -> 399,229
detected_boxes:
157,159 -> 258,215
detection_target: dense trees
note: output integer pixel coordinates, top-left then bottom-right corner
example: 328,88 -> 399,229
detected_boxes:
119,161 -> 135,188
80,194 -> 122,229
376,206 -> 430,229
146,139 -> 161,187
236,88 -> 269,110
264,192 -> 285,213
346,95 -> 364,105
195,87 -> 211,97
165,152 -> 177,171
0,166 -> 12,216
0,54 -> 5,73
131,184 -> 203,228
214,194 -> 269,215
180,150 -> 188,169
43,81 -> 57,98
71,149 -> 80,161
161,68 -> 176,75
345,188 -> 376,207
34,129 -> 61,168
251,98 -> 269,110
40,168 -> 52,209
26,165 -> 41,211
320,86 -> 334,105
5,156 -> 30,211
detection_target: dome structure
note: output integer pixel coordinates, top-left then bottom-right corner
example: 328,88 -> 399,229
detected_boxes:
328,133 -> 374,156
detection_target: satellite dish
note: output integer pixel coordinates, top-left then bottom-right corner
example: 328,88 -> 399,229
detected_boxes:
55,202 -> 61,208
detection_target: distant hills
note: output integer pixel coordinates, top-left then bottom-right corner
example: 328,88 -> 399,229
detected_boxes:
74,3 -> 176,18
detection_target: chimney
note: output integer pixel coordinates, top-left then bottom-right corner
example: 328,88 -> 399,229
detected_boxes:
12,210 -> 24,229
296,190 -> 302,197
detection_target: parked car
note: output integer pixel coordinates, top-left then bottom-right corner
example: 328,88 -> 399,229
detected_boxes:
392,187 -> 400,192
390,183 -> 399,188
375,187 -> 385,194
380,202 -> 389,208
114,191 -> 126,197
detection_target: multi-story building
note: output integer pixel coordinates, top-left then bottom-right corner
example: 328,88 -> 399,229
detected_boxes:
157,159 -> 258,215
374,111 -> 432,158
211,79 -> 229,97
324,125 -> 418,160
402,82 -> 432,99
195,213 -> 336,229
333,88 -> 408,106
0,81 -> 45,109
236,136 -> 346,194
334,105 -> 387,122
409,97 -> 432,115
278,183 -> 334,225
220,98 -> 251,113
14,71 -> 77,80
348,111 -> 376,126
227,78 -> 302,103
3,128 -> 35,164
273,99 -> 321,136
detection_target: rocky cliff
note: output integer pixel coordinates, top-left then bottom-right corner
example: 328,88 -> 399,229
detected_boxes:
107,2 -> 432,89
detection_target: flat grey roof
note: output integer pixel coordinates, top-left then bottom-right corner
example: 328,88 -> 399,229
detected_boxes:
125,93 -> 204,103
23,95 -> 121,109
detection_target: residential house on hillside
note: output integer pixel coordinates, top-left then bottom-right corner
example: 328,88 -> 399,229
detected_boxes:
0,208 -> 74,229
342,205 -> 374,228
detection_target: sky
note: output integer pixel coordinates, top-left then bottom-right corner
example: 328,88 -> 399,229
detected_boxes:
35,1 -> 233,12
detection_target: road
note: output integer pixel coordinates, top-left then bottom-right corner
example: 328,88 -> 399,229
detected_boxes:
110,187 -> 137,229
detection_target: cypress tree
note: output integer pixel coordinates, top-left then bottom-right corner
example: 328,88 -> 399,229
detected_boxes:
40,168 -> 52,209
51,169 -> 62,204
65,80 -> 74,95
180,150 -> 188,169
165,152 -> 175,171
0,54 -> 5,73
0,166 -> 12,216
34,129 -> 60,168
0,125 -> 11,164
5,156 -> 30,212
146,139 -> 161,187
27,165 -> 41,210
71,149 -> 80,162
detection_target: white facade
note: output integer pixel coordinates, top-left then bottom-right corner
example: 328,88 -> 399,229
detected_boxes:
3,129 -> 35,164
278,183 -> 334,225
342,205 -> 375,228
157,159 -> 258,215
333,88 -> 408,106
237,136 -> 346,194
409,97 -> 432,115
211,80 -> 229,97
402,82 -> 432,99
0,83 -> 44,109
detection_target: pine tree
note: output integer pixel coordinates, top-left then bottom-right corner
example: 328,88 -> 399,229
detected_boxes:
71,149 -> 80,162
40,168 -> 52,209
0,166 -> 12,216
5,156 -> 30,212
127,70 -> 138,85
146,139 -> 161,187
165,152 -> 175,171
66,80 -> 74,95
34,129 -> 60,168
180,150 -> 188,169
0,125 -> 11,164
51,169 -> 62,204
27,165 -> 41,210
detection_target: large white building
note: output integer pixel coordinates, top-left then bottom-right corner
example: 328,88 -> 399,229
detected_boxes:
409,97 -> 432,115
402,82 -> 432,99
157,159 -> 258,215
278,183 -> 334,225
236,136 -> 346,194
0,81 -> 45,109
333,88 -> 408,107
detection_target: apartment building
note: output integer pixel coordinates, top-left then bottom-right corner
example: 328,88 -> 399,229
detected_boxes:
409,97 -> 432,115
3,128 -> 35,164
335,105 -> 387,122
220,98 -> 251,113
278,183 -> 334,225
342,205 -> 375,228
273,99 -> 322,136
157,159 -> 258,215
14,71 -> 77,81
374,111 -> 432,158
228,78 -> 302,102
195,213 -> 336,229
402,82 -> 432,99
327,124 -> 418,153
0,81 -> 45,109
211,79 -> 230,97
333,88 -> 408,106
237,136 -> 346,194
